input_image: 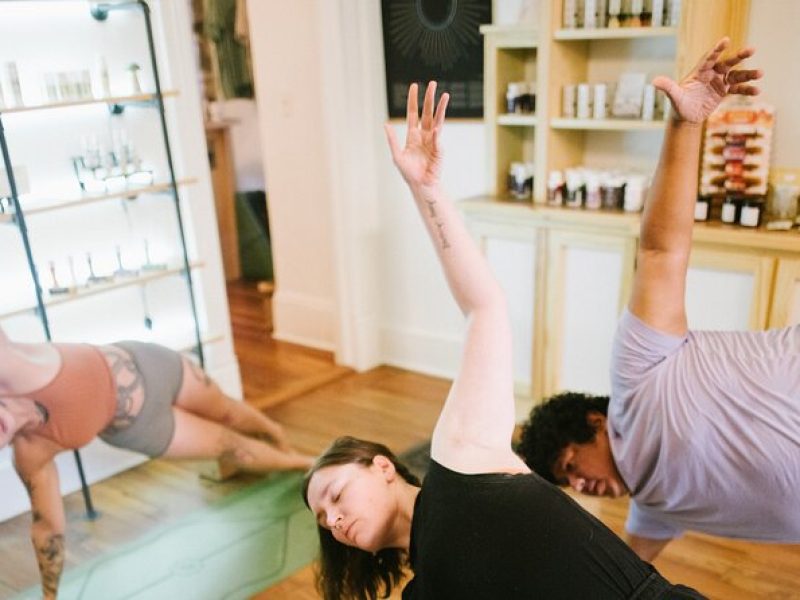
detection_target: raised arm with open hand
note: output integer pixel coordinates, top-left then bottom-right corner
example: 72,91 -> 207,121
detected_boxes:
385,82 -> 526,475
629,38 -> 762,334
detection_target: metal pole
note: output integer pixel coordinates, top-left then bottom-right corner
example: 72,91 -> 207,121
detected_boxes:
0,115 -> 98,520
138,0 -> 206,367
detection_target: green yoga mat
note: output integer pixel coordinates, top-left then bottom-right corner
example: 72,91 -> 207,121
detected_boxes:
16,473 -> 318,600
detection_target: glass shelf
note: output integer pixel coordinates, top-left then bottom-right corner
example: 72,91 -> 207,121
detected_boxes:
497,114 -> 537,126
554,27 -> 677,41
0,261 -> 204,320
0,90 -> 179,115
550,117 -> 666,131
0,177 -> 198,221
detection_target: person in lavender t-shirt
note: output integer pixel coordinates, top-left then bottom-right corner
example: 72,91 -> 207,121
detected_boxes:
518,39 -> 799,562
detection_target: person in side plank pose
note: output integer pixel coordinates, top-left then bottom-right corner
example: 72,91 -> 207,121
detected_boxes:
0,330 -> 313,600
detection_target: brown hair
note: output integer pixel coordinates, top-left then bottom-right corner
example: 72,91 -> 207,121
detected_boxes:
302,436 -> 421,600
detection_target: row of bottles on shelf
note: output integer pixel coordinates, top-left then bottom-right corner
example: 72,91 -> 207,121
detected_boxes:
73,129 -> 154,193
546,166 -> 649,211
0,56 -> 145,109
42,239 -> 171,297
563,0 -> 680,30
563,74 -> 669,121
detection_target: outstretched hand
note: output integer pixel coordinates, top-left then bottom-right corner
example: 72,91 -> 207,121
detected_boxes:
653,37 -> 762,124
384,81 -> 450,190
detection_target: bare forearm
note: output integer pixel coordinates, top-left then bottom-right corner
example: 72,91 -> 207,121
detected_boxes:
409,183 -> 503,315
639,118 -> 704,255
32,527 -> 65,599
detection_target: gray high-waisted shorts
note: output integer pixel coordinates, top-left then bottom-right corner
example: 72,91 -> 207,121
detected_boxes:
98,340 -> 184,458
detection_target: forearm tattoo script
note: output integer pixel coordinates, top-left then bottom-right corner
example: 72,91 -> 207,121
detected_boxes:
424,199 -> 451,250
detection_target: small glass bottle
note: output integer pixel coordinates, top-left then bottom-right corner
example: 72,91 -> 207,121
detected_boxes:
547,170 -> 565,207
739,198 -> 764,228
720,196 -> 740,224
694,196 -> 710,222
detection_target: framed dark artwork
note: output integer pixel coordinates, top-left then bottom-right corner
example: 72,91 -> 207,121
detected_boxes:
381,0 -> 492,119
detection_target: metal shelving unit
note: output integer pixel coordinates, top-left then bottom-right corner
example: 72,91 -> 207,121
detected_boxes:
0,0 -> 206,519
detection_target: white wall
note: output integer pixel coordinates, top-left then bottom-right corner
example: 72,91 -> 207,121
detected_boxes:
747,0 -> 800,170
247,1 -> 338,351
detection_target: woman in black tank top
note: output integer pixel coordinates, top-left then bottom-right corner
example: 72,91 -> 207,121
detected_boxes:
302,66 -> 737,598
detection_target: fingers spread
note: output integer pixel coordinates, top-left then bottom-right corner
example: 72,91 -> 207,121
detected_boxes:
421,81 -> 437,130
723,46 -> 755,69
652,75 -> 679,100
702,37 -> 730,71
726,69 -> 763,85
434,92 -> 450,129
728,84 -> 760,96
406,83 -> 419,130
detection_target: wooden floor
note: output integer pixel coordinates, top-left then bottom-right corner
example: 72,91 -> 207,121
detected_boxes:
0,281 -> 798,599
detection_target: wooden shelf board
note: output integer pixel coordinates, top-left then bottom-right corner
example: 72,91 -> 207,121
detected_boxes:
0,178 -> 198,221
550,117 -> 666,131
553,27 -> 677,41
0,90 -> 179,115
497,114 -> 538,126
0,262 -> 204,320
460,195 -> 800,252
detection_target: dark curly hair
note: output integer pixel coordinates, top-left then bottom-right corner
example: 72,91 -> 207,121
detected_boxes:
302,436 -> 421,600
516,392 -> 610,484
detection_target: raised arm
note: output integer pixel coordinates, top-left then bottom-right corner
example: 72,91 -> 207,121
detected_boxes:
14,439 -> 66,600
629,39 -> 762,334
385,82 -> 526,474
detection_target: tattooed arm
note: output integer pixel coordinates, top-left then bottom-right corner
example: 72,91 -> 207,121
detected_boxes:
385,82 -> 524,475
14,438 -> 66,600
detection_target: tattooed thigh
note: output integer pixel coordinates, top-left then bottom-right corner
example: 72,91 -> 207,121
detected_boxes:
100,346 -> 145,431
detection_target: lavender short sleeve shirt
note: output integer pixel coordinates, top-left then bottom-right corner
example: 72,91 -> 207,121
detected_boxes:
609,308 -> 800,541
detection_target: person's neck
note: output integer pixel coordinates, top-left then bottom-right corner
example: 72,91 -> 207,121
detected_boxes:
388,481 -> 421,551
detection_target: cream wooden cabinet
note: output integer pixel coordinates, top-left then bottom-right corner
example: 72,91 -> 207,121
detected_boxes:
544,229 -> 635,396
469,217 -> 544,402
686,247 -> 775,331
481,0 -> 750,204
464,199 -> 800,405
769,258 -> 800,327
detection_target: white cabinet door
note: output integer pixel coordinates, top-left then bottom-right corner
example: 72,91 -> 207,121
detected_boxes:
545,231 -> 636,397
769,258 -> 800,328
471,220 -> 542,404
686,248 -> 774,331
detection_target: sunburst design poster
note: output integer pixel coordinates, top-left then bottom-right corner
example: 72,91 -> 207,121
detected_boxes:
381,0 -> 492,118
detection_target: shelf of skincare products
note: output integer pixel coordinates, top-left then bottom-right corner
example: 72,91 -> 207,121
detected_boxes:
550,118 -> 664,131
560,0 -> 680,33
0,90 -> 179,116
498,114 -> 538,127
0,261 -> 204,320
546,166 -> 650,212
553,27 -> 677,41
0,177 -> 199,221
